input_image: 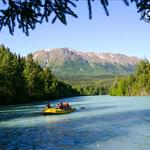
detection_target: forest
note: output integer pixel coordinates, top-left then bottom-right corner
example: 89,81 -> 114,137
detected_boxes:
109,59 -> 150,96
0,45 -> 79,105
58,75 -> 116,96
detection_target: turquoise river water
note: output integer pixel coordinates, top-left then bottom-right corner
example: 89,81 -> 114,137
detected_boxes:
0,96 -> 150,150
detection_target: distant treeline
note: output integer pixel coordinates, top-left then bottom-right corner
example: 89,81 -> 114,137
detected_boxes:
109,59 -> 150,96
74,85 -> 109,96
57,74 -> 118,82
57,74 -> 117,96
0,45 -> 79,105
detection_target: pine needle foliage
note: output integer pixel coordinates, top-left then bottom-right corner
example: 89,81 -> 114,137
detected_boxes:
0,0 -> 149,35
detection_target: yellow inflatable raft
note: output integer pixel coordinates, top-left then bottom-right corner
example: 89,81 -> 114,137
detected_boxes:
43,107 -> 75,115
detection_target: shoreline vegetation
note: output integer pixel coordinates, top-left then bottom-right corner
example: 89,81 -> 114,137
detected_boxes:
0,44 -> 150,106
109,59 -> 150,96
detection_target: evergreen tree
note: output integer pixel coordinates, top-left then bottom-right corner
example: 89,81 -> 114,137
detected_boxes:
42,67 -> 56,99
109,59 -> 150,96
0,45 -> 26,104
23,54 -> 45,100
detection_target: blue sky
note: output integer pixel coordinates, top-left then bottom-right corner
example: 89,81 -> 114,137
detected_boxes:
0,1 -> 150,59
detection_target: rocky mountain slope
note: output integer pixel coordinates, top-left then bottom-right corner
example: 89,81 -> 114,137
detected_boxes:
33,48 -> 140,76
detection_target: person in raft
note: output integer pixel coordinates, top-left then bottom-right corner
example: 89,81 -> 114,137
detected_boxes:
47,102 -> 51,108
64,102 -> 71,109
56,101 -> 71,109
59,101 -> 64,109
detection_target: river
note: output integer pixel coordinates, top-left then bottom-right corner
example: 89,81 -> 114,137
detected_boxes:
0,96 -> 150,150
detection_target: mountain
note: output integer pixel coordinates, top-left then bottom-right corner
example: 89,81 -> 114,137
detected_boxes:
33,48 -> 140,76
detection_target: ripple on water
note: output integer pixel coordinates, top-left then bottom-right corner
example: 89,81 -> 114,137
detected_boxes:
0,96 -> 150,150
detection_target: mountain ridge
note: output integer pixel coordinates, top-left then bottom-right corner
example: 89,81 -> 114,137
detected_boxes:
33,48 -> 140,76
